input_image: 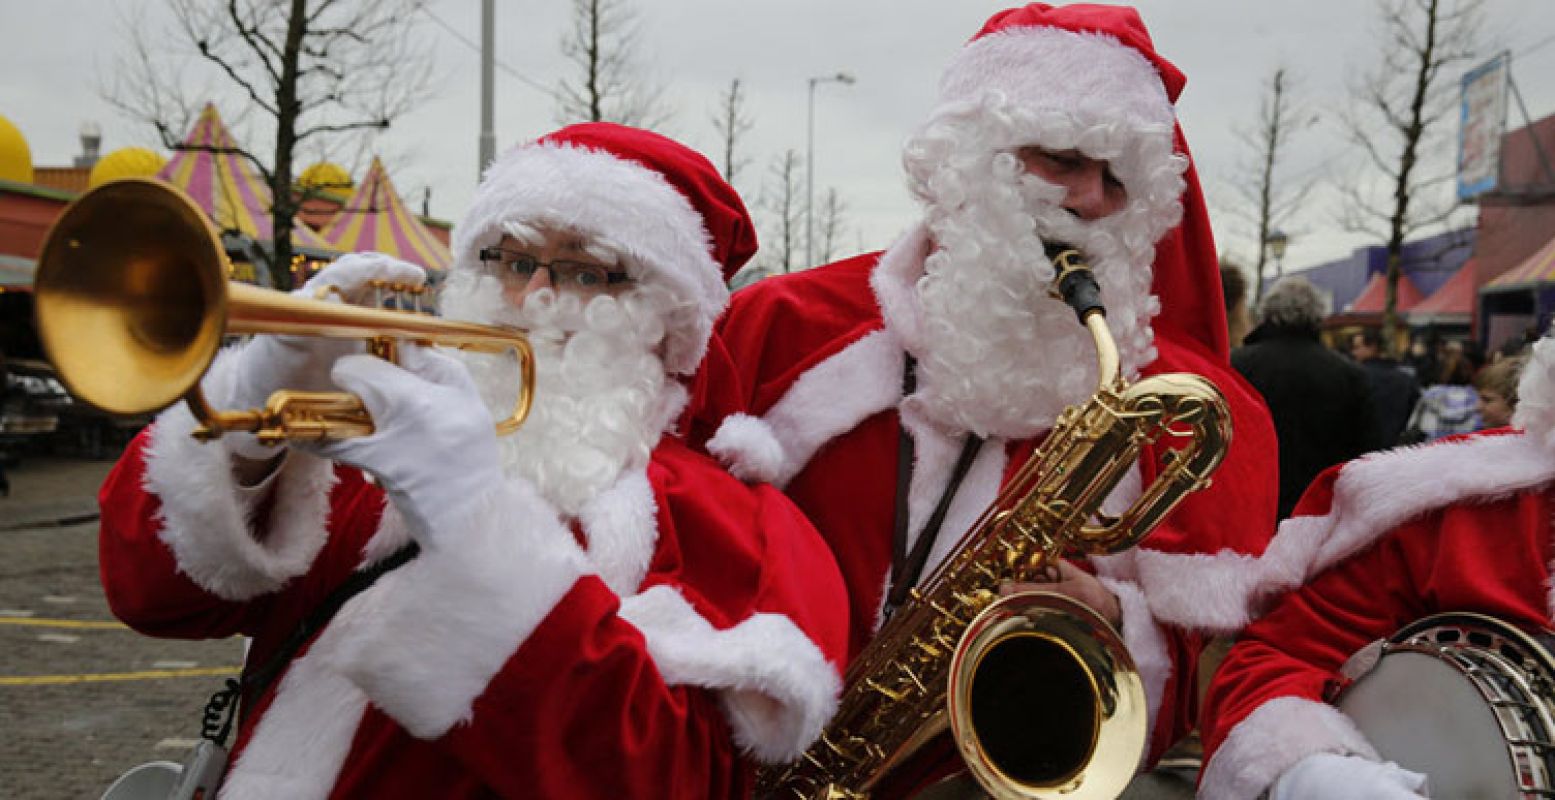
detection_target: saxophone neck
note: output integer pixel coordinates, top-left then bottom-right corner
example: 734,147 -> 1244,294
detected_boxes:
1084,312 -> 1122,392
1045,242 -> 1122,390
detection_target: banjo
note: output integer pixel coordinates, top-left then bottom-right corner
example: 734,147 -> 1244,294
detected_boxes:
1334,613 -> 1555,799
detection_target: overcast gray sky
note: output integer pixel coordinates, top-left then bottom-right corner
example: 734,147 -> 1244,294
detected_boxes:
4,0 -> 1554,275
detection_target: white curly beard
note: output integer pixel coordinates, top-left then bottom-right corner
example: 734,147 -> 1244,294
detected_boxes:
901,105 -> 1176,440
438,273 -> 683,517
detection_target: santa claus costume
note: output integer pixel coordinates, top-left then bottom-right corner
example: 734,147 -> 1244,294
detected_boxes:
98,123 -> 848,799
695,2 -> 1279,767
1197,345 -> 1555,797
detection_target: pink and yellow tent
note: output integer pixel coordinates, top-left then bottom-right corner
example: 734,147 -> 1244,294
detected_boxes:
320,157 -> 450,272
155,103 -> 330,250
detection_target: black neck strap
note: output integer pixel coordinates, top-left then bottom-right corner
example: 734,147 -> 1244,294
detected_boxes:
885,356 -> 984,616
239,541 -> 421,722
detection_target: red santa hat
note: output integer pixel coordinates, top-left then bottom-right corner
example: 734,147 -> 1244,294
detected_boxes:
450,122 -> 758,375
929,2 -> 1229,359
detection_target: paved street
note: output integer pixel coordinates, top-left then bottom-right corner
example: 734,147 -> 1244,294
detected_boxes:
0,455 -> 244,800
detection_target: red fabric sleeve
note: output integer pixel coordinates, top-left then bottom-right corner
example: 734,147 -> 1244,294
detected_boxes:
98,427 -> 386,643
1198,541 -> 1414,764
97,430 -> 261,639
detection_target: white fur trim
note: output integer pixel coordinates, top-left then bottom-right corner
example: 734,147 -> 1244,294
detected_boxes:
323,479 -> 589,738
902,406 -> 1009,581
357,500 -> 414,567
219,645 -> 369,800
618,584 -> 842,763
1514,333 -> 1555,449
1098,576 -> 1170,751
1139,432 -> 1555,634
938,26 -> 1174,142
716,328 -> 905,489
576,468 -> 658,596
870,226 -> 933,355
450,141 -> 727,375
706,413 -> 787,485
1199,696 -> 1381,800
142,348 -> 336,601
220,502 -> 413,799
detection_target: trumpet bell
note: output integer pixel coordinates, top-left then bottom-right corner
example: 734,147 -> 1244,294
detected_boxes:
35,178 -> 227,416
32,177 -> 534,442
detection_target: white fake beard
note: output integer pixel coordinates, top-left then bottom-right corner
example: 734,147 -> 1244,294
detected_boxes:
905,137 -> 1163,440
439,274 -> 682,517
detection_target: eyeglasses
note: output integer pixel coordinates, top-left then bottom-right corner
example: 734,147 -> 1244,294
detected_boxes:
478,246 -> 633,291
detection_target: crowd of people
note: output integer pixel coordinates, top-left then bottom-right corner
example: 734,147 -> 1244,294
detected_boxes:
86,3 -> 1553,800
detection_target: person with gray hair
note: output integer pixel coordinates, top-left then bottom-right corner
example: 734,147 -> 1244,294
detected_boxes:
1256,275 -> 1331,329
1234,276 -> 1376,519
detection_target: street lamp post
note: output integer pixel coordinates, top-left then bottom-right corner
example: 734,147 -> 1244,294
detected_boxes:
477,0 -> 496,178
807,72 -> 855,268
1265,228 -> 1290,279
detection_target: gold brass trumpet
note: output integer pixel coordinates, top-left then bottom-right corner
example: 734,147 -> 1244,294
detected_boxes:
33,177 -> 534,443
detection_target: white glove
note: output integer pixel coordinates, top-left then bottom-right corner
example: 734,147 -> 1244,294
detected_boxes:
304,347 -> 503,543
1270,752 -> 1429,799
223,253 -> 426,459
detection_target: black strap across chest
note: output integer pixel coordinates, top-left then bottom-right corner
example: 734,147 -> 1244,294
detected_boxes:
885,356 -> 984,616
239,541 -> 421,719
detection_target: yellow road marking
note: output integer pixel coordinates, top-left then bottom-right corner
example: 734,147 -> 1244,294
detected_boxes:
0,616 -> 127,630
0,666 -> 241,686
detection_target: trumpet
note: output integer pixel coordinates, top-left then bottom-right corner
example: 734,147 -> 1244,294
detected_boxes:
33,177 -> 534,443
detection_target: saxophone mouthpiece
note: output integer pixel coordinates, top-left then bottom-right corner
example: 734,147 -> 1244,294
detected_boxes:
1045,241 -> 1106,324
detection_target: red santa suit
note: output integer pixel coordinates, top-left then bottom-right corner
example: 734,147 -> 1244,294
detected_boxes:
1198,336 -> 1555,799
96,123 -> 848,800
696,3 -> 1278,767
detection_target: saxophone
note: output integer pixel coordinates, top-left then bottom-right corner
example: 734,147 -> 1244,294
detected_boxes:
757,245 -> 1232,800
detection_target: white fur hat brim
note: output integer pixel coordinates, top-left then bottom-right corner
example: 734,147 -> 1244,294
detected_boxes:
937,25 -> 1175,141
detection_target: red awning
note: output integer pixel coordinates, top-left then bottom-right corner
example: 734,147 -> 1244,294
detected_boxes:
1408,260 -> 1475,321
1345,271 -> 1424,313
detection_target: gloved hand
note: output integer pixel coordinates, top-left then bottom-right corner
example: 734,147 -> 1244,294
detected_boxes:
1270,752 -> 1429,799
223,253 -> 425,461
304,346 -> 504,544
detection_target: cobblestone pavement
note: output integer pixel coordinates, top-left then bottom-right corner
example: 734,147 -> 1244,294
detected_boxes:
1,455 -> 244,800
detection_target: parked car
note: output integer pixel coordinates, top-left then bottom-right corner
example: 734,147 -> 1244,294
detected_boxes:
1,358 -> 69,439
2,358 -> 145,459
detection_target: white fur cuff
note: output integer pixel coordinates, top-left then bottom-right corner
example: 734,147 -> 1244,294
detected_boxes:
618,585 -> 842,763
143,349 -> 336,601
322,479 -> 589,738
1099,575 -> 1170,757
1199,696 -> 1381,800
707,414 -> 787,485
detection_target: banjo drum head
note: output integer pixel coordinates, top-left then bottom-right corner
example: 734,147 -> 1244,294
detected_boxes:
99,761 -> 182,800
1338,649 -> 1518,798
1337,613 -> 1555,800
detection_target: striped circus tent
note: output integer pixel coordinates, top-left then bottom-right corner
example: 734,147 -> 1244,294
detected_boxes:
320,157 -> 450,271
155,103 -> 330,250
1484,234 -> 1555,290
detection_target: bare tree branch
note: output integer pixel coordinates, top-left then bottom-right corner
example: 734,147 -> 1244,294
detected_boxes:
757,150 -> 804,274
710,78 -> 754,188
816,187 -> 849,264
556,0 -> 675,129
101,0 -> 437,290
1341,0 -> 1485,349
1222,67 -> 1319,298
